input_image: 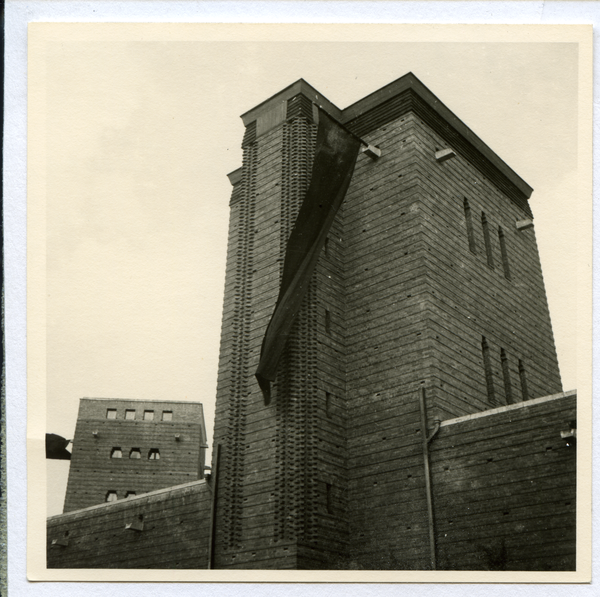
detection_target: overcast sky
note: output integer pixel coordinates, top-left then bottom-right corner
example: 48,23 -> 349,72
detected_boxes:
40,29 -> 582,516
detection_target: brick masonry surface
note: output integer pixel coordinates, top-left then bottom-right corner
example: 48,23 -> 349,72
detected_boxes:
47,481 -> 212,569
208,76 -> 568,570
45,393 -> 575,570
49,75 -> 575,571
63,399 -> 207,512
431,392 -> 576,571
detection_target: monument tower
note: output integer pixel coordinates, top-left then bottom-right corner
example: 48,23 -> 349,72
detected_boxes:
210,73 -> 563,569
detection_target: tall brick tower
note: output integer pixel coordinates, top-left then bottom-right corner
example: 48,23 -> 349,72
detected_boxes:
210,74 -> 562,569
63,398 -> 207,512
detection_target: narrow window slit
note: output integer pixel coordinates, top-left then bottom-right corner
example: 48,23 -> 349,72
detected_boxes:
325,392 -> 332,418
519,359 -> 529,401
326,483 -> 333,514
498,226 -> 511,279
481,212 -> 494,267
463,198 -> 477,253
482,337 -> 496,405
501,348 -> 513,404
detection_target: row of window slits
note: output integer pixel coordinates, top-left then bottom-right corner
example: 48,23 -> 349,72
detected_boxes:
110,447 -> 160,460
105,490 -> 138,502
481,336 -> 529,407
106,409 -> 172,421
463,199 -> 511,279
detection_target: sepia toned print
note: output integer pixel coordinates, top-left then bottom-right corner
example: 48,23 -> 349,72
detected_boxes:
28,24 -> 592,582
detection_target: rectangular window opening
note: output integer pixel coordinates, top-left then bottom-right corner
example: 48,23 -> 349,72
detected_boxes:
143,410 -> 154,421
326,483 -> 333,514
463,198 -> 476,254
519,359 -> 529,401
481,213 -> 494,268
162,410 -> 173,422
125,409 -> 136,420
105,491 -> 118,502
498,227 -> 511,279
106,408 -> 117,419
481,337 -> 496,406
325,309 -> 331,335
148,448 -> 160,460
500,348 -> 513,405
110,447 -> 122,459
325,392 -> 332,418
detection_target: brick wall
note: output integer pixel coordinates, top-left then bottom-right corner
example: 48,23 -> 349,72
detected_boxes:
343,112 -> 434,569
64,399 -> 206,512
341,90 -> 562,568
48,480 -> 211,568
211,90 -> 351,569
410,115 -> 562,421
431,391 -> 576,571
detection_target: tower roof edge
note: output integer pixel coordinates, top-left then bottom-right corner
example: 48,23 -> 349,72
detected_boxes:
240,78 -> 342,126
341,72 -> 533,201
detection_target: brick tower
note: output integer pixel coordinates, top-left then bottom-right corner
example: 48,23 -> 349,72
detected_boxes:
63,398 -> 207,512
210,74 -> 562,569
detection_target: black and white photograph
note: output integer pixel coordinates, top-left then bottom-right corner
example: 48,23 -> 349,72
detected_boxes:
23,22 -> 591,582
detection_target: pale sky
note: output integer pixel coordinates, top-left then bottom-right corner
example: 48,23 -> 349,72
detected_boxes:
41,32 -> 582,516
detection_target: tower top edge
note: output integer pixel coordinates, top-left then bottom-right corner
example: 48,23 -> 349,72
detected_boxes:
239,72 -> 533,201
240,78 -> 342,126
79,397 -> 204,407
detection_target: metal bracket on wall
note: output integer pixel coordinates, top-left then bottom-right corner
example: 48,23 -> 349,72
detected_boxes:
125,519 -> 144,532
435,148 -> 456,163
516,219 -> 534,231
361,144 -> 381,160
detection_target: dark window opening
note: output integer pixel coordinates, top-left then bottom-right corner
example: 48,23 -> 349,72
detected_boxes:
125,409 -> 135,420
129,448 -> 141,459
463,198 -> 476,253
500,349 -> 514,404
110,447 -> 122,459
498,227 -> 511,279
325,309 -> 331,334
162,410 -> 173,422
481,213 -> 494,268
324,237 -> 329,258
482,337 -> 496,406
143,410 -> 154,421
148,449 -> 160,460
326,483 -> 333,514
106,409 -> 117,419
519,360 -> 529,401
325,392 -> 332,418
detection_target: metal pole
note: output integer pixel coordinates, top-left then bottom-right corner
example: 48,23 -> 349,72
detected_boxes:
419,387 -> 437,570
207,444 -> 221,569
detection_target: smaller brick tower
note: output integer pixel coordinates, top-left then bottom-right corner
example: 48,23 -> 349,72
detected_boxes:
63,398 -> 207,513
